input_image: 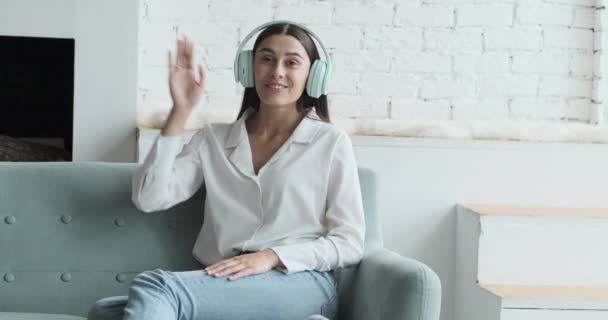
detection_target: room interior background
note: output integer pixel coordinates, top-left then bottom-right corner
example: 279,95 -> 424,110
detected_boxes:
1,1 -> 607,319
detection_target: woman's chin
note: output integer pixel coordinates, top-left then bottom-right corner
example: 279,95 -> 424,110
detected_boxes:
259,97 -> 296,108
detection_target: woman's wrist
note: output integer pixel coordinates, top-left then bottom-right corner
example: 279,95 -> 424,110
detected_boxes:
161,108 -> 190,136
265,249 -> 285,268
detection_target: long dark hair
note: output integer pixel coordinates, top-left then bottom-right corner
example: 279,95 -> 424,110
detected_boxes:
236,22 -> 330,123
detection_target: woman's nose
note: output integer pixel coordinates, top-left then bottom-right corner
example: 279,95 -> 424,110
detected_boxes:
271,63 -> 286,78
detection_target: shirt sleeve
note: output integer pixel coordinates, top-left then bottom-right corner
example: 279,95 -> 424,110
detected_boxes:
270,132 -> 366,274
132,129 -> 206,213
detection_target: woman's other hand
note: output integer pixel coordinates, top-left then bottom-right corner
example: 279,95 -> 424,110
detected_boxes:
204,249 -> 285,281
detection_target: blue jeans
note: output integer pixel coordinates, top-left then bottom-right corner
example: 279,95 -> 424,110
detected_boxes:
87,268 -> 337,320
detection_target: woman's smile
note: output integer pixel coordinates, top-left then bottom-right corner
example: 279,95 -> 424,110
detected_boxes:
264,82 -> 289,93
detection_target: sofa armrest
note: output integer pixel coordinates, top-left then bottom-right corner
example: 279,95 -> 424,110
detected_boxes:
350,249 -> 442,320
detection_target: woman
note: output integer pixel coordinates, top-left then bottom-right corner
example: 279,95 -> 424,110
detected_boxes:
88,21 -> 365,320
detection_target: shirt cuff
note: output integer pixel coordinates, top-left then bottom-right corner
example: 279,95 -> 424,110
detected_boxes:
146,133 -> 186,180
154,133 -> 186,165
269,246 -> 307,275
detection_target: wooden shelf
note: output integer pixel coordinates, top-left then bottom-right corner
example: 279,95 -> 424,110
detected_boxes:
460,204 -> 608,218
481,284 -> 608,300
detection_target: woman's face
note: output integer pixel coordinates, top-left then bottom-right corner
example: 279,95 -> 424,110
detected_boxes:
253,34 -> 311,109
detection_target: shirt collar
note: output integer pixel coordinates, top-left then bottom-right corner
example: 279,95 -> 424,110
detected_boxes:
224,107 -> 322,149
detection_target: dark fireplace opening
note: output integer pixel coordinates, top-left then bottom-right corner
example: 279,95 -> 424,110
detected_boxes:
0,35 -> 74,161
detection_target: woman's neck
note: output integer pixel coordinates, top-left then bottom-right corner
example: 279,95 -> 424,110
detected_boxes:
246,104 -> 305,139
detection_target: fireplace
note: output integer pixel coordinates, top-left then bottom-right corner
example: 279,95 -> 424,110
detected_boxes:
0,35 -> 74,161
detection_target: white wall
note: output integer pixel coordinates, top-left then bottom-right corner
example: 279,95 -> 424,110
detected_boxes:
72,0 -> 139,162
0,0 -> 139,162
137,0 -> 604,131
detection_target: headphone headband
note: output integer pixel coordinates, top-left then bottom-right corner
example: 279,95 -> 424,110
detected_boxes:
233,20 -> 332,80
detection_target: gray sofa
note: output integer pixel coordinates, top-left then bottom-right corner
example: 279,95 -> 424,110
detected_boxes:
0,162 -> 441,320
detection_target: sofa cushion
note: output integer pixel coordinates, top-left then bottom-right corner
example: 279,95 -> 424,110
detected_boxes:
0,313 -> 85,320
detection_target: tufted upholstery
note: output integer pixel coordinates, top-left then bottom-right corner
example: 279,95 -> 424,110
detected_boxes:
0,162 -> 441,320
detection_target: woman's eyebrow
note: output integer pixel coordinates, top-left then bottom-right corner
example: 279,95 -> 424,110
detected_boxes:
258,47 -> 304,58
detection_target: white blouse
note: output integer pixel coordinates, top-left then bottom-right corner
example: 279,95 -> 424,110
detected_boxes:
132,107 -> 365,274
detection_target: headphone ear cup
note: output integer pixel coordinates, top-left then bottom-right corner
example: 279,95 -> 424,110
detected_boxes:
306,60 -> 327,98
322,62 -> 331,95
236,50 -> 255,88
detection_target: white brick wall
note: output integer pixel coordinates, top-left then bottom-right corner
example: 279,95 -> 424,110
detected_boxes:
457,4 -> 514,26
137,0 -> 605,130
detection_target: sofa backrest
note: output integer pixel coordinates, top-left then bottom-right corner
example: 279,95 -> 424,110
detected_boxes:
0,162 -> 379,318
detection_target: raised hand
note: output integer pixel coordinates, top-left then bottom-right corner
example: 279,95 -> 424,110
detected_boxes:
168,36 -> 206,115
161,36 -> 206,136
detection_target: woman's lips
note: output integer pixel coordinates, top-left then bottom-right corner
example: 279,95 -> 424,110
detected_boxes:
266,83 -> 288,88
265,83 -> 288,93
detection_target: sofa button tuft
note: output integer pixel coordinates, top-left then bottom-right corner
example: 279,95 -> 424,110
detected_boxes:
116,273 -> 128,283
4,273 -> 15,282
114,218 -> 126,227
61,215 -> 72,224
4,216 -> 16,225
61,272 -> 72,282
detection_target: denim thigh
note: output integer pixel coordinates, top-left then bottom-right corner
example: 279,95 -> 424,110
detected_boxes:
87,268 -> 337,320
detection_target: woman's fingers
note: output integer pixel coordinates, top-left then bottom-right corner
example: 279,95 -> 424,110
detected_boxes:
185,37 -> 193,69
177,37 -> 186,68
168,49 -> 178,73
176,36 -> 192,69
170,36 -> 198,70
203,252 -> 275,281
206,257 -> 237,272
197,65 -> 205,87
207,259 -> 240,275
212,263 -> 246,278
205,260 -> 225,271
169,36 -> 204,92
228,268 -> 253,281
